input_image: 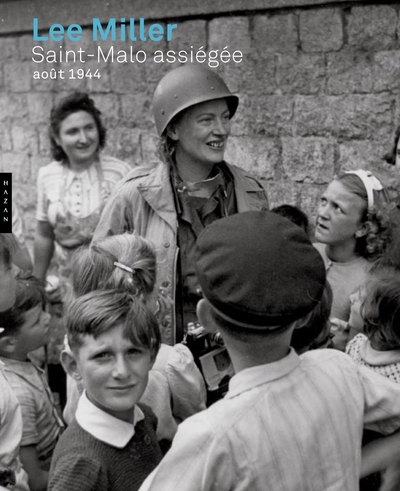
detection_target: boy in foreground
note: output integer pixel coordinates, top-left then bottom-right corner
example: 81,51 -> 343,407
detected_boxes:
50,290 -> 163,491
139,211 -> 400,491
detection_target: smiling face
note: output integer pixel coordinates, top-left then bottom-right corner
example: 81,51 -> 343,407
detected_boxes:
171,99 -> 231,171
55,110 -> 100,168
16,305 -> 51,355
74,322 -> 154,423
315,179 -> 366,249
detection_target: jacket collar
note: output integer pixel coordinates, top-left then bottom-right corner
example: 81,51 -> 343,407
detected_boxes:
229,165 -> 267,212
76,391 -> 144,448
134,161 -> 266,229
136,163 -> 178,233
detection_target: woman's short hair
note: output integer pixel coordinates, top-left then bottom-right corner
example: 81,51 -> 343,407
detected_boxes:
49,91 -> 106,161
71,234 -> 157,300
335,172 -> 392,260
361,268 -> 400,349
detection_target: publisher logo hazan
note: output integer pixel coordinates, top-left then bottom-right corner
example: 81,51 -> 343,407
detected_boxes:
0,174 -> 12,233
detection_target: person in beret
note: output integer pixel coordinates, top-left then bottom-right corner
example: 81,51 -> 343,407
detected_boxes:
139,211 -> 400,491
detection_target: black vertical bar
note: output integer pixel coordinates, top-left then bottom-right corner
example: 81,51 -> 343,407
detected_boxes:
0,174 -> 12,233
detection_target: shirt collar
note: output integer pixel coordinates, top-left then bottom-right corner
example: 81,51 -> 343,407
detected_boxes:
226,348 -> 300,399
75,391 -> 144,448
64,162 -> 98,190
361,338 -> 400,365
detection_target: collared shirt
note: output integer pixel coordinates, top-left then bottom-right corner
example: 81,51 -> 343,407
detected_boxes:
76,391 -> 144,448
0,357 -> 64,463
140,348 -> 400,491
172,162 -> 237,333
346,333 -> 400,384
64,345 -> 206,444
36,155 -> 131,224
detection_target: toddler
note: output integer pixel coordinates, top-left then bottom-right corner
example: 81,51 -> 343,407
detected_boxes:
346,266 -> 400,381
0,274 -> 64,491
0,234 -> 29,491
346,267 -> 400,491
51,290 -> 163,491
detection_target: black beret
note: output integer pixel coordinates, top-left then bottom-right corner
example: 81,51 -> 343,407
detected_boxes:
195,211 -> 326,329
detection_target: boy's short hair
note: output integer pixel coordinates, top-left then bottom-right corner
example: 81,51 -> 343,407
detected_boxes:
271,204 -> 309,235
65,289 -> 161,357
290,282 -> 333,352
0,274 -> 46,338
361,268 -> 400,349
195,211 -> 326,331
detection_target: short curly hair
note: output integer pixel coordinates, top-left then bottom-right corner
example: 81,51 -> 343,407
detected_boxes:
384,124 -> 400,165
335,172 -> 392,261
49,91 -> 106,162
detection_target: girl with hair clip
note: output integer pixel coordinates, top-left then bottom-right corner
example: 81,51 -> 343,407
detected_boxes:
63,234 -> 206,453
314,169 -> 392,349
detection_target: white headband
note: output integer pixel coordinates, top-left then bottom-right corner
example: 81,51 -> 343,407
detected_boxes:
344,169 -> 383,210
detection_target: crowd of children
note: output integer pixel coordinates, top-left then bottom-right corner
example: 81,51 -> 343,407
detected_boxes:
2,164 -> 400,490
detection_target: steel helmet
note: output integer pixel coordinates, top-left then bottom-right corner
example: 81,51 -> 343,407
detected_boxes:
152,65 -> 239,136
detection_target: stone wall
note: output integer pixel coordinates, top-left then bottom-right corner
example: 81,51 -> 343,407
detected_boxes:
1,0 -> 399,253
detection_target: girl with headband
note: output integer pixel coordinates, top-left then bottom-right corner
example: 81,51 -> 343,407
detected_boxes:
314,169 -> 392,350
62,234 -> 206,453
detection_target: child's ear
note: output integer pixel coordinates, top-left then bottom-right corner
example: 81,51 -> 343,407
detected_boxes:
0,334 -> 18,353
355,223 -> 368,238
60,350 -> 82,381
292,311 -> 314,331
196,299 -> 218,334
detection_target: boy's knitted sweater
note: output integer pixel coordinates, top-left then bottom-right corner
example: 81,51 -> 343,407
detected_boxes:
48,404 -> 162,491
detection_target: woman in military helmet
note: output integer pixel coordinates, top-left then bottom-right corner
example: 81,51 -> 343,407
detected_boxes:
94,65 -> 269,346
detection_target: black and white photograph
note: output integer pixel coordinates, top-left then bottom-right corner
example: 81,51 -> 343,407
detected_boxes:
1,1 -> 400,490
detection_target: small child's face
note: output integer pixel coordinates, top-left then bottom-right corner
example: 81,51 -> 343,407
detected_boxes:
75,322 -> 153,423
17,305 -> 51,353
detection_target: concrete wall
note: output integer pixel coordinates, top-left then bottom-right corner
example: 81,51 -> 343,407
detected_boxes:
1,0 -> 399,252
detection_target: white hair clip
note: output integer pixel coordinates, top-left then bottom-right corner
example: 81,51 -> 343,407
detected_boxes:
113,261 -> 135,274
344,169 -> 383,210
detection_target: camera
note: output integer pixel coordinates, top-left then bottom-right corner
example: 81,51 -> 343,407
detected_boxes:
184,322 -> 234,404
